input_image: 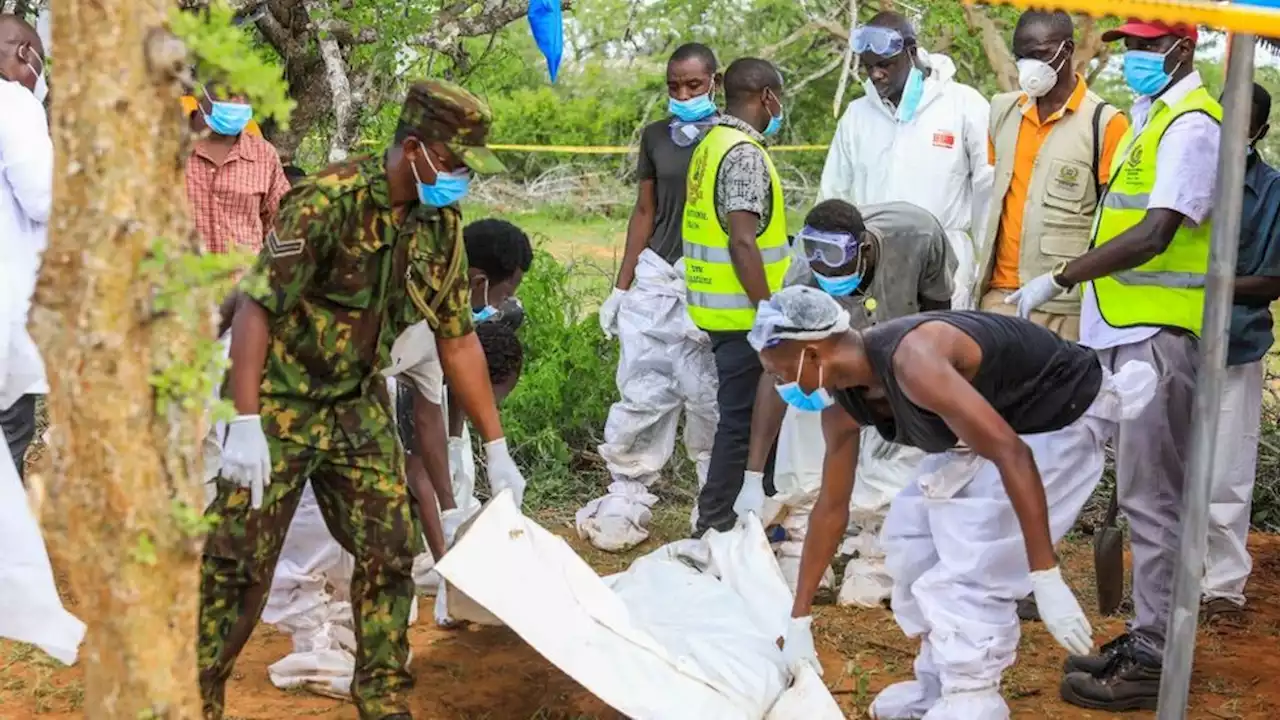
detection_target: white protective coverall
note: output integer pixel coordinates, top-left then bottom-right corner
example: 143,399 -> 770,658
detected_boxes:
578,249 -> 719,552
0,256 -> 86,666
872,362 -> 1155,720
818,50 -> 993,310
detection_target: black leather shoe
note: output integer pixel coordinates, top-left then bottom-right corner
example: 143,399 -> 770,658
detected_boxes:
1060,652 -> 1161,712
1062,632 -> 1135,676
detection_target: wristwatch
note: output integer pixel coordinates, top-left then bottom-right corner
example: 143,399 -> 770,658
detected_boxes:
1051,260 -> 1074,292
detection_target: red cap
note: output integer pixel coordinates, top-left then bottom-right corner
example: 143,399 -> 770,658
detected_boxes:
1102,19 -> 1198,43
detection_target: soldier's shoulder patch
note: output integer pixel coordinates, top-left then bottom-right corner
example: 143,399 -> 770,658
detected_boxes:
266,229 -> 306,258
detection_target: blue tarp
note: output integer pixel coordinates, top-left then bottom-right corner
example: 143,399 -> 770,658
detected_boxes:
528,0 -> 564,83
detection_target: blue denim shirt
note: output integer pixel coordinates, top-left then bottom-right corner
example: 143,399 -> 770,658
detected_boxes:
1229,151 -> 1280,366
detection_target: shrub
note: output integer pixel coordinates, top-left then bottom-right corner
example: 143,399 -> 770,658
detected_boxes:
492,248 -> 621,512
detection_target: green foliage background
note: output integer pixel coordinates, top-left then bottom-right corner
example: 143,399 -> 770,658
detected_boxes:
171,1 -> 1280,527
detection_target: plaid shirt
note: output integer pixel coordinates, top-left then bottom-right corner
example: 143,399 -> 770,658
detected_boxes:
185,132 -> 290,254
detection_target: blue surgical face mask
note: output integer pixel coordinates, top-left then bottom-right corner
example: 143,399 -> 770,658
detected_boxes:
472,276 -> 498,323
1123,43 -> 1183,98
775,351 -> 835,413
815,271 -> 863,297
669,90 -> 717,122
202,89 -> 253,136
412,149 -> 472,208
897,67 -> 925,123
764,88 -> 784,137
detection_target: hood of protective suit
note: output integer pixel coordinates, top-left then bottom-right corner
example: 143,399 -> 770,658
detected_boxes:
861,50 -> 959,123
830,49 -> 992,310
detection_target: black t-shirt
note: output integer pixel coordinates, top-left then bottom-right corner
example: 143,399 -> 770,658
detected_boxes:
835,311 -> 1103,453
636,119 -> 699,264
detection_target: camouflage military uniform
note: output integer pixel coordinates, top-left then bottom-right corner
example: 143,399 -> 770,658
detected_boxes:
197,81 -> 505,720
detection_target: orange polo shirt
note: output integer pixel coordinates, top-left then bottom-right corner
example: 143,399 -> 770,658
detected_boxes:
986,76 -> 1129,290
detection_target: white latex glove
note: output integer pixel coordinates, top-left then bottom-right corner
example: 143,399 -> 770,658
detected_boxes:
484,438 -> 526,508
1005,272 -> 1069,319
599,287 -> 627,339
434,580 -> 457,629
221,414 -> 272,509
782,615 -> 822,677
1030,566 -> 1093,656
733,470 -> 766,521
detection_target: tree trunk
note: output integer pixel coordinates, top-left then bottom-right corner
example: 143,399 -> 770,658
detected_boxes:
32,1 -> 205,717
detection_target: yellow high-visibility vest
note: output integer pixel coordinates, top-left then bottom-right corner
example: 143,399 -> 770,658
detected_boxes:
682,125 -> 790,331
1091,86 -> 1221,336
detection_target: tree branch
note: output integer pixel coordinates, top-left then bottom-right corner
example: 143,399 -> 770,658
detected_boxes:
303,0 -> 356,161
791,54 -> 845,96
964,4 -> 1016,92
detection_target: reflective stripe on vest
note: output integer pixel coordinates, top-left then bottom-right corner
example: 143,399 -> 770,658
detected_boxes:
682,124 -> 790,331
1090,86 -> 1221,336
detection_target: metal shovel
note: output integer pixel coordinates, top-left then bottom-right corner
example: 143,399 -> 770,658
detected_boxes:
1093,485 -> 1125,616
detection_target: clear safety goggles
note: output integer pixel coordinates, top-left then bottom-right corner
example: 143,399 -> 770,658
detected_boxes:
798,225 -> 860,268
851,26 -> 906,57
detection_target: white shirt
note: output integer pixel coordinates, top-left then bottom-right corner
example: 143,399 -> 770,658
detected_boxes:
1080,71 -> 1222,350
818,50 -> 993,308
0,80 -> 52,404
384,321 -> 444,404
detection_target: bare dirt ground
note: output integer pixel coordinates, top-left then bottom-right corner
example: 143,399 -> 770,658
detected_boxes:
3,527 -> 1279,720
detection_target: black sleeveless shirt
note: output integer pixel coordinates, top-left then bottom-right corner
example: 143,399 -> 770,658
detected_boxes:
835,311 -> 1103,453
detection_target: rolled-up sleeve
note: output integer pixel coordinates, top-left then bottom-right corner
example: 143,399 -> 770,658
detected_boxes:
0,87 -> 52,225
1148,113 -> 1221,226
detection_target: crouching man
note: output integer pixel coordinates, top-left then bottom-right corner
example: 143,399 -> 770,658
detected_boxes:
761,286 -> 1155,719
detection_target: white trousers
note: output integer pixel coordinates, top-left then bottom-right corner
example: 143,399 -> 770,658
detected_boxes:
841,429 -> 926,608
581,251 -> 718,552
1202,360 -> 1264,605
876,362 -> 1154,719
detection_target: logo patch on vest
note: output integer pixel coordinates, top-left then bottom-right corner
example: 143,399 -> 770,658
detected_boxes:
687,150 -> 709,207
932,131 -> 955,149
1127,144 -> 1145,169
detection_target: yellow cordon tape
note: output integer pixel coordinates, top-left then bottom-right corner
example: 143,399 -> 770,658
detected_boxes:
487,144 -> 829,153
964,0 -> 1280,38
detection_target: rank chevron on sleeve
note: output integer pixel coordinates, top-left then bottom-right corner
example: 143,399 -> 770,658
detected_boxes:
266,229 -> 305,258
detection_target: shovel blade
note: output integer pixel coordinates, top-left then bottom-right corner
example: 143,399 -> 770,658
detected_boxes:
1094,526 -> 1125,616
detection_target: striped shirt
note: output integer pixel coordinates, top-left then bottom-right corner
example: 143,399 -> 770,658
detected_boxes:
185,132 -> 290,254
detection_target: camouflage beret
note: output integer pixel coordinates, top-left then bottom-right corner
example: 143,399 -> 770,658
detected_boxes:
399,79 -> 506,174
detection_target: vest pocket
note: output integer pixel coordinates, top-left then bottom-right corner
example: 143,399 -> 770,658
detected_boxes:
1041,158 -> 1092,214
1039,216 -> 1095,258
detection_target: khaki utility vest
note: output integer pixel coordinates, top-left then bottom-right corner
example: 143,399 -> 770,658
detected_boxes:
977,89 -> 1119,316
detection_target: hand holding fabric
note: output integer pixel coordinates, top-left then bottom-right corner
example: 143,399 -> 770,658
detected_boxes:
1005,272 -> 1068,319
1030,566 -> 1093,655
781,615 -> 822,677
485,438 -> 526,508
222,414 -> 272,509
599,288 -> 627,339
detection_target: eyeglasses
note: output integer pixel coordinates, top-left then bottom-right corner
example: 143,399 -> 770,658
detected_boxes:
798,225 -> 860,268
851,26 -> 906,57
